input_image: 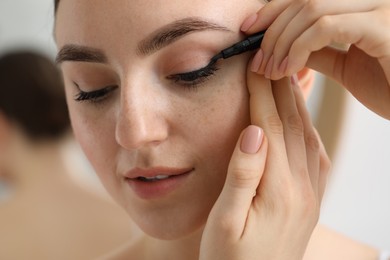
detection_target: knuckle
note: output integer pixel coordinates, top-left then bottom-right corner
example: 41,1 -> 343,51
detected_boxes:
305,0 -> 322,15
230,167 -> 259,189
298,187 -> 319,219
305,131 -> 320,153
316,15 -> 333,32
323,150 -> 331,166
286,114 -> 304,136
302,188 -> 318,210
291,37 -> 304,53
378,8 -> 390,23
263,114 -> 284,135
321,151 -> 332,173
376,9 -> 390,37
275,182 -> 296,214
280,193 -> 295,212
278,178 -> 318,216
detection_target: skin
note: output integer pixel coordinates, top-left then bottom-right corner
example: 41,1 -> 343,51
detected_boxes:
55,0 -> 379,259
244,0 -> 390,120
55,0 -> 262,241
0,116 -> 135,259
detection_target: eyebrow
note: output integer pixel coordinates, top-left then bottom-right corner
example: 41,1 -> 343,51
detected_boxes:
137,17 -> 230,56
55,17 -> 230,64
55,45 -> 107,64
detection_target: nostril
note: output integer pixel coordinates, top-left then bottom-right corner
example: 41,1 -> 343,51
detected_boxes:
115,112 -> 169,150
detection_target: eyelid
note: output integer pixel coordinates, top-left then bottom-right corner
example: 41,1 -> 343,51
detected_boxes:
74,81 -> 117,93
168,61 -> 216,79
164,53 -> 214,73
74,82 -> 118,102
166,61 -> 219,88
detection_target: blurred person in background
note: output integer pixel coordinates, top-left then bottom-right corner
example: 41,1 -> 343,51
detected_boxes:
0,50 -> 136,260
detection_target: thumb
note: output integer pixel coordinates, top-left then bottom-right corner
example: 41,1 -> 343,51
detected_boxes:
208,125 -> 268,238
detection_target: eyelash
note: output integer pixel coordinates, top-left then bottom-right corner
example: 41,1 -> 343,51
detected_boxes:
166,63 -> 219,89
74,84 -> 117,103
74,63 -> 219,103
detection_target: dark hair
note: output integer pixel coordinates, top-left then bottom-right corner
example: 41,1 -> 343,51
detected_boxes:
0,51 -> 70,140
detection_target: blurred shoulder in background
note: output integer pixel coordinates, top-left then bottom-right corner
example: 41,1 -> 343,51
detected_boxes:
0,50 -> 137,260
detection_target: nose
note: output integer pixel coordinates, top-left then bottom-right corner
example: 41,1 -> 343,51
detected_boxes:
115,83 -> 169,150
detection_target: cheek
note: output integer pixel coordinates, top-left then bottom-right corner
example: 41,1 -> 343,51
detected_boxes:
188,65 -> 250,185
70,114 -> 108,168
64,84 -> 117,168
198,60 -> 250,153
176,67 -> 250,232
198,84 -> 249,152
67,101 -> 121,199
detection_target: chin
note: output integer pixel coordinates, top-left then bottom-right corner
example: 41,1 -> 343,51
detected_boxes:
140,216 -> 206,241
129,205 -> 209,240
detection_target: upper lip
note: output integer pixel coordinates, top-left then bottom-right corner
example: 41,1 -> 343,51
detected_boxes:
124,167 -> 194,179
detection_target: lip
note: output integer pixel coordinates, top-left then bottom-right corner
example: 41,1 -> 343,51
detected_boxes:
124,167 -> 194,200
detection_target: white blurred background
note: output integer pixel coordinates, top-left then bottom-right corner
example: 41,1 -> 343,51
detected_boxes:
1,0 -> 389,252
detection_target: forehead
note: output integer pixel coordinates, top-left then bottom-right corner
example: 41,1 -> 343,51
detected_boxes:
55,0 -> 259,48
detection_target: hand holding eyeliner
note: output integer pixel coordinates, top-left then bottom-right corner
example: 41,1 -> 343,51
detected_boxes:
167,30 -> 266,83
209,30 -> 266,65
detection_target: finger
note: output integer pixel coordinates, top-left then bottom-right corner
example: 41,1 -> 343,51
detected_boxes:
212,125 -> 267,238
286,11 -> 382,76
270,1 -> 381,78
242,0 -> 292,75
291,75 -> 320,196
246,69 -> 292,202
315,129 -> 331,204
306,46 -> 346,82
243,0 -> 292,34
256,1 -> 306,76
307,45 -> 390,119
247,67 -> 284,146
271,77 -> 307,178
307,43 -> 390,118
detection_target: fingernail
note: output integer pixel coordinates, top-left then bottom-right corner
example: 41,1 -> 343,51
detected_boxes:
251,49 -> 264,73
290,73 -> 299,86
241,13 -> 258,32
265,55 -> 274,79
241,125 -> 263,154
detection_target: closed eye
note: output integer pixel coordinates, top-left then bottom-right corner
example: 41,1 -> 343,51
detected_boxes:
167,62 -> 219,88
74,84 -> 118,103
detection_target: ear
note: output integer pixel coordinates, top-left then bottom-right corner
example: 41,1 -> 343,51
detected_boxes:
297,68 -> 314,100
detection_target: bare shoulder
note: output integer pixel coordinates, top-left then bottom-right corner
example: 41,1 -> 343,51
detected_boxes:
304,224 -> 380,260
97,235 -> 147,260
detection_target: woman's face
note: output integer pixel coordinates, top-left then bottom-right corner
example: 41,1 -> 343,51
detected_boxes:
55,0 -> 264,239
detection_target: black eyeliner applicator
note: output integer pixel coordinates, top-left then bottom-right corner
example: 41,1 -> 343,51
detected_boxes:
209,30 -> 266,65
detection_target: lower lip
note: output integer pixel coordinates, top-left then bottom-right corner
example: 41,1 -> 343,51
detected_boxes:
126,170 -> 193,200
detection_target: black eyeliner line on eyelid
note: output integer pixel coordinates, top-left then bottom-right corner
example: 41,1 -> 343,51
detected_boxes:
166,62 -> 219,85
